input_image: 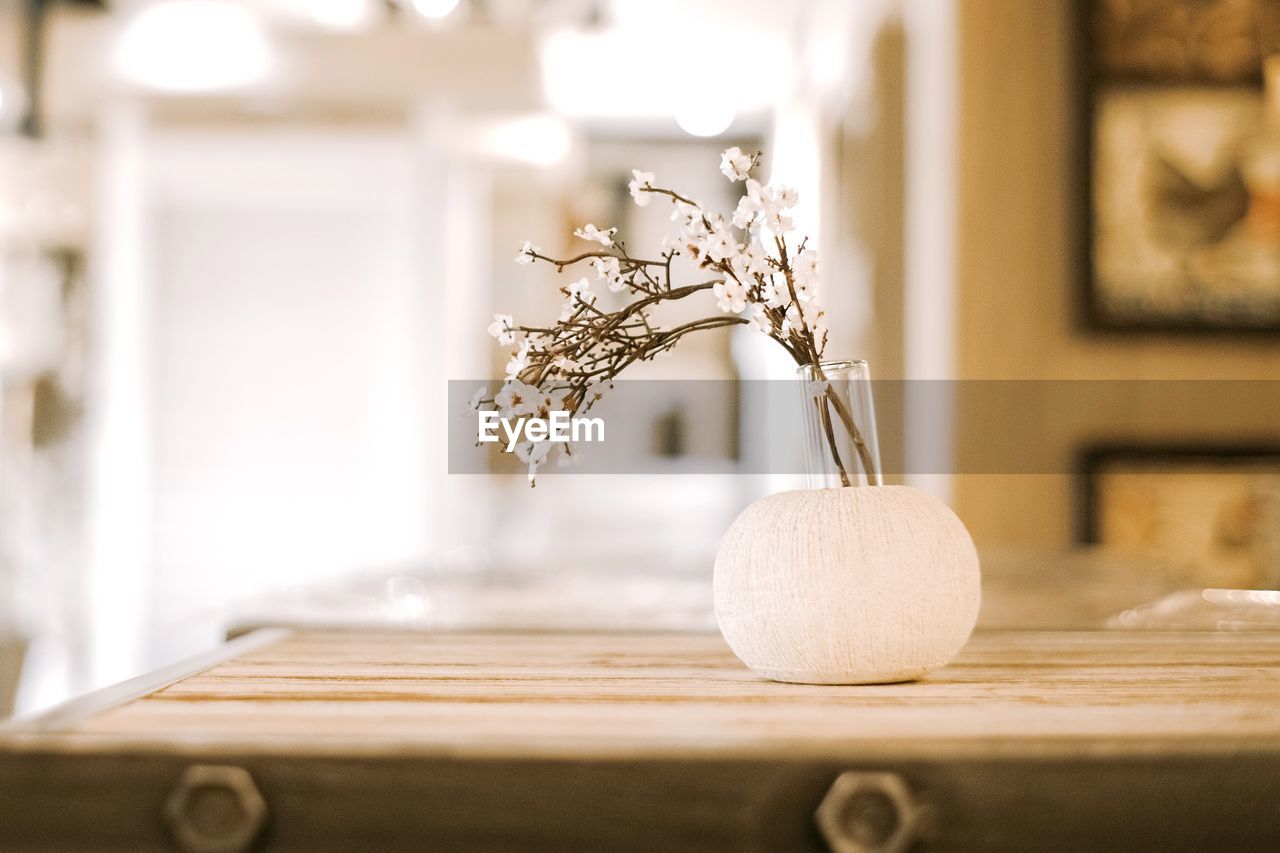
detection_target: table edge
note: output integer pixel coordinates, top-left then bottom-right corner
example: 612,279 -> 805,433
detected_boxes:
0,628 -> 291,734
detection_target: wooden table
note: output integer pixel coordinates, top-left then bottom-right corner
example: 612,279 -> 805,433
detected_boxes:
2,629 -> 1279,852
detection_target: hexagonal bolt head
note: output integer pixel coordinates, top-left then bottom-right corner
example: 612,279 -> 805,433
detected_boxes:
164,764 -> 268,853
814,771 -> 920,853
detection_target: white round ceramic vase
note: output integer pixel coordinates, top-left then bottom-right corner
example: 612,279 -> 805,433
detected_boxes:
713,485 -> 981,684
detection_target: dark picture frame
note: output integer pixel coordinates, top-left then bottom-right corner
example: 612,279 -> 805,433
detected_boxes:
1076,442 -> 1280,544
1076,0 -> 1280,334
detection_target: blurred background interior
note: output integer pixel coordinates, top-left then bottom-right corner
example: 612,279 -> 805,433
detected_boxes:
2,0 -> 1280,718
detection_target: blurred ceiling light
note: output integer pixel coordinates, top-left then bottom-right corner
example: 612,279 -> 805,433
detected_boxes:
306,0 -> 378,30
410,0 -> 462,19
113,0 -> 272,93
472,114 -> 572,167
674,103 -> 735,137
540,27 -> 788,123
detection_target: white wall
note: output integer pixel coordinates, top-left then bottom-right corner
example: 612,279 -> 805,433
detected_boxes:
89,123 -> 439,681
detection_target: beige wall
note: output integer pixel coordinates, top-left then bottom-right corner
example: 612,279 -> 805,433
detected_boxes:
954,0 -> 1280,547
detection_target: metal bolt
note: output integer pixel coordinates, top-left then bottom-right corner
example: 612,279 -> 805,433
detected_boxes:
815,771 -> 920,853
164,765 -> 268,853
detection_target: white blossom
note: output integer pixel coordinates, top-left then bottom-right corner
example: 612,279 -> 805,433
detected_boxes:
811,310 -> 828,351
743,301 -> 770,333
702,226 -> 741,263
713,279 -> 748,314
682,216 -> 709,246
765,210 -> 793,236
757,277 -> 786,308
628,169 -> 655,206
559,277 -> 597,321
504,340 -> 532,380
733,179 -> 798,236
735,242 -> 771,278
733,180 -> 767,231
574,223 -> 617,246
661,233 -> 683,254
763,184 -> 798,235
804,295 -> 826,324
487,312 -> 516,346
675,205 -> 708,255
591,256 -> 625,292
515,241 -> 538,264
678,209 -> 707,235
732,193 -> 761,230
806,379 -> 830,398
515,439 -> 552,485
466,385 -> 488,414
791,248 -> 818,301
495,378 -> 540,416
567,277 -> 595,304
671,201 -> 705,233
540,388 -> 566,417
793,248 -> 817,274
719,146 -> 753,182
782,297 -> 825,342
552,356 -> 579,374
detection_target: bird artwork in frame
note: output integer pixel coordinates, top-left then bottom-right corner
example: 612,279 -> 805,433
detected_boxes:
1081,0 -> 1280,332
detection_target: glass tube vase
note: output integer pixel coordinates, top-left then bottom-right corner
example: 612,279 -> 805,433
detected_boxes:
797,359 -> 883,489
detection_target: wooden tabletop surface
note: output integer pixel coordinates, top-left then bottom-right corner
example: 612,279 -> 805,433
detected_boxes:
6,629 -> 1280,760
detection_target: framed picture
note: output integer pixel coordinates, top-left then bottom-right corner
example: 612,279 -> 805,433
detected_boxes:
1077,444 -> 1280,588
1079,0 -> 1280,332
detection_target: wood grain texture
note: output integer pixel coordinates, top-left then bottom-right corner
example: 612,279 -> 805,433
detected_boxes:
4,629 -> 1278,759
2,630 -> 1280,851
